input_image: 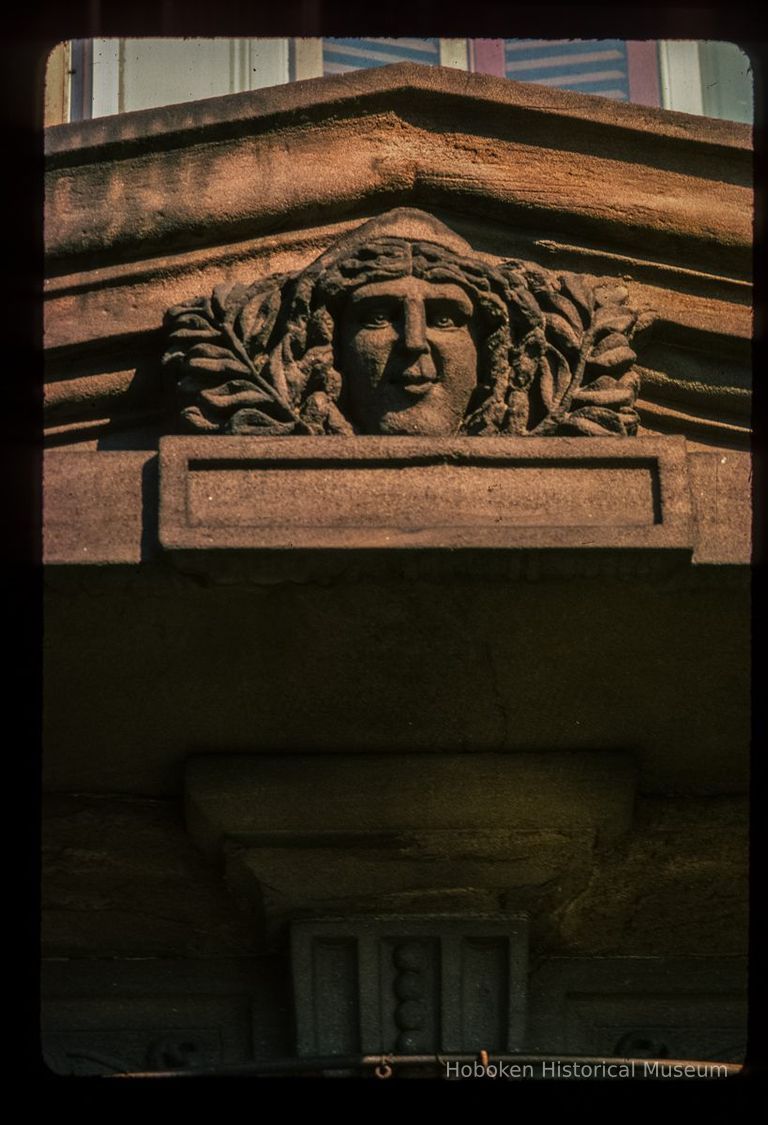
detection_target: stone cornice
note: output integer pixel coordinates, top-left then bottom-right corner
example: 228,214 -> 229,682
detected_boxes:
45,61 -> 751,165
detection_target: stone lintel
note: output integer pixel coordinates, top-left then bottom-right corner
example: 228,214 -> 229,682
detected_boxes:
44,439 -> 750,568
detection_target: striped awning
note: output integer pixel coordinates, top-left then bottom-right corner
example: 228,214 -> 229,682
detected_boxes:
504,39 -> 631,100
320,37 -> 636,105
323,38 -> 440,76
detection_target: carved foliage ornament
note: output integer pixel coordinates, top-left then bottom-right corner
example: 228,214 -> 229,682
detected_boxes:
163,209 -> 654,438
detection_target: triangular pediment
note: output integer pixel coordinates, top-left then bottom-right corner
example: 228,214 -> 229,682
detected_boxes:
45,62 -> 751,446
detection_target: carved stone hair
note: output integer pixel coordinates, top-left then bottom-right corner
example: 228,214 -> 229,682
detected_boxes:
163,208 -> 653,437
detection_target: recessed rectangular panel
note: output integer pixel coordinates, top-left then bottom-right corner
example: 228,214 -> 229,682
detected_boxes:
310,939 -> 360,1056
526,956 -> 748,1062
291,916 -> 528,1057
460,938 -> 509,1052
185,459 -> 657,529
291,932 -> 361,1057
159,435 -> 692,552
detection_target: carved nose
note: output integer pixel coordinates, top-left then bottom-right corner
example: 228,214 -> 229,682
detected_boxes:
402,299 -> 429,354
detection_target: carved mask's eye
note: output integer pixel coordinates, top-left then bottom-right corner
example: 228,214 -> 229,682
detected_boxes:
359,306 -> 393,329
426,301 -> 470,330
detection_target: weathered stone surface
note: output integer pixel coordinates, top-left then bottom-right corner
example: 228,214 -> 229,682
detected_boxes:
43,451 -> 156,565
45,64 -> 751,273
185,752 -> 634,939
186,753 -> 637,846
163,208 -> 651,440
42,794 -> 746,961
224,837 -> 595,949
41,67 -> 751,1068
40,438 -> 751,567
158,436 -> 691,553
43,443 -> 750,566
43,567 -> 749,795
42,956 -> 292,1075
40,952 -> 747,1073
180,759 -> 747,960
551,796 -> 749,957
41,794 -> 259,958
526,956 -> 747,1063
688,450 -> 753,564
290,916 -> 528,1056
44,64 -> 751,447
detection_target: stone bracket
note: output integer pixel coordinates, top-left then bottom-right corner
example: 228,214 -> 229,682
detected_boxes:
185,753 -> 637,935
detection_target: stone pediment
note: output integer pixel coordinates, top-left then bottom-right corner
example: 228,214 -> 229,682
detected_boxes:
45,62 -> 751,448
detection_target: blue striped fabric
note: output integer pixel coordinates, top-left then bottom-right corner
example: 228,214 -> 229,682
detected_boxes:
322,38 -> 440,76
504,39 -> 630,101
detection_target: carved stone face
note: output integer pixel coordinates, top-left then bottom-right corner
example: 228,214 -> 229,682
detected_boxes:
339,276 -> 478,435
167,207 -> 647,438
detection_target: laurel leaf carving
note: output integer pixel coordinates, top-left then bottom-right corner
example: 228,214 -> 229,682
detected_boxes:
539,354 -> 555,412
546,313 -> 582,354
163,232 -> 654,439
559,274 -> 594,324
587,346 -> 637,374
538,290 -> 584,334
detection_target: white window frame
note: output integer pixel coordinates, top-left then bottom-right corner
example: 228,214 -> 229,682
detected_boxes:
439,39 -> 470,70
658,40 -> 704,115
90,38 -> 290,119
73,37 -> 481,121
